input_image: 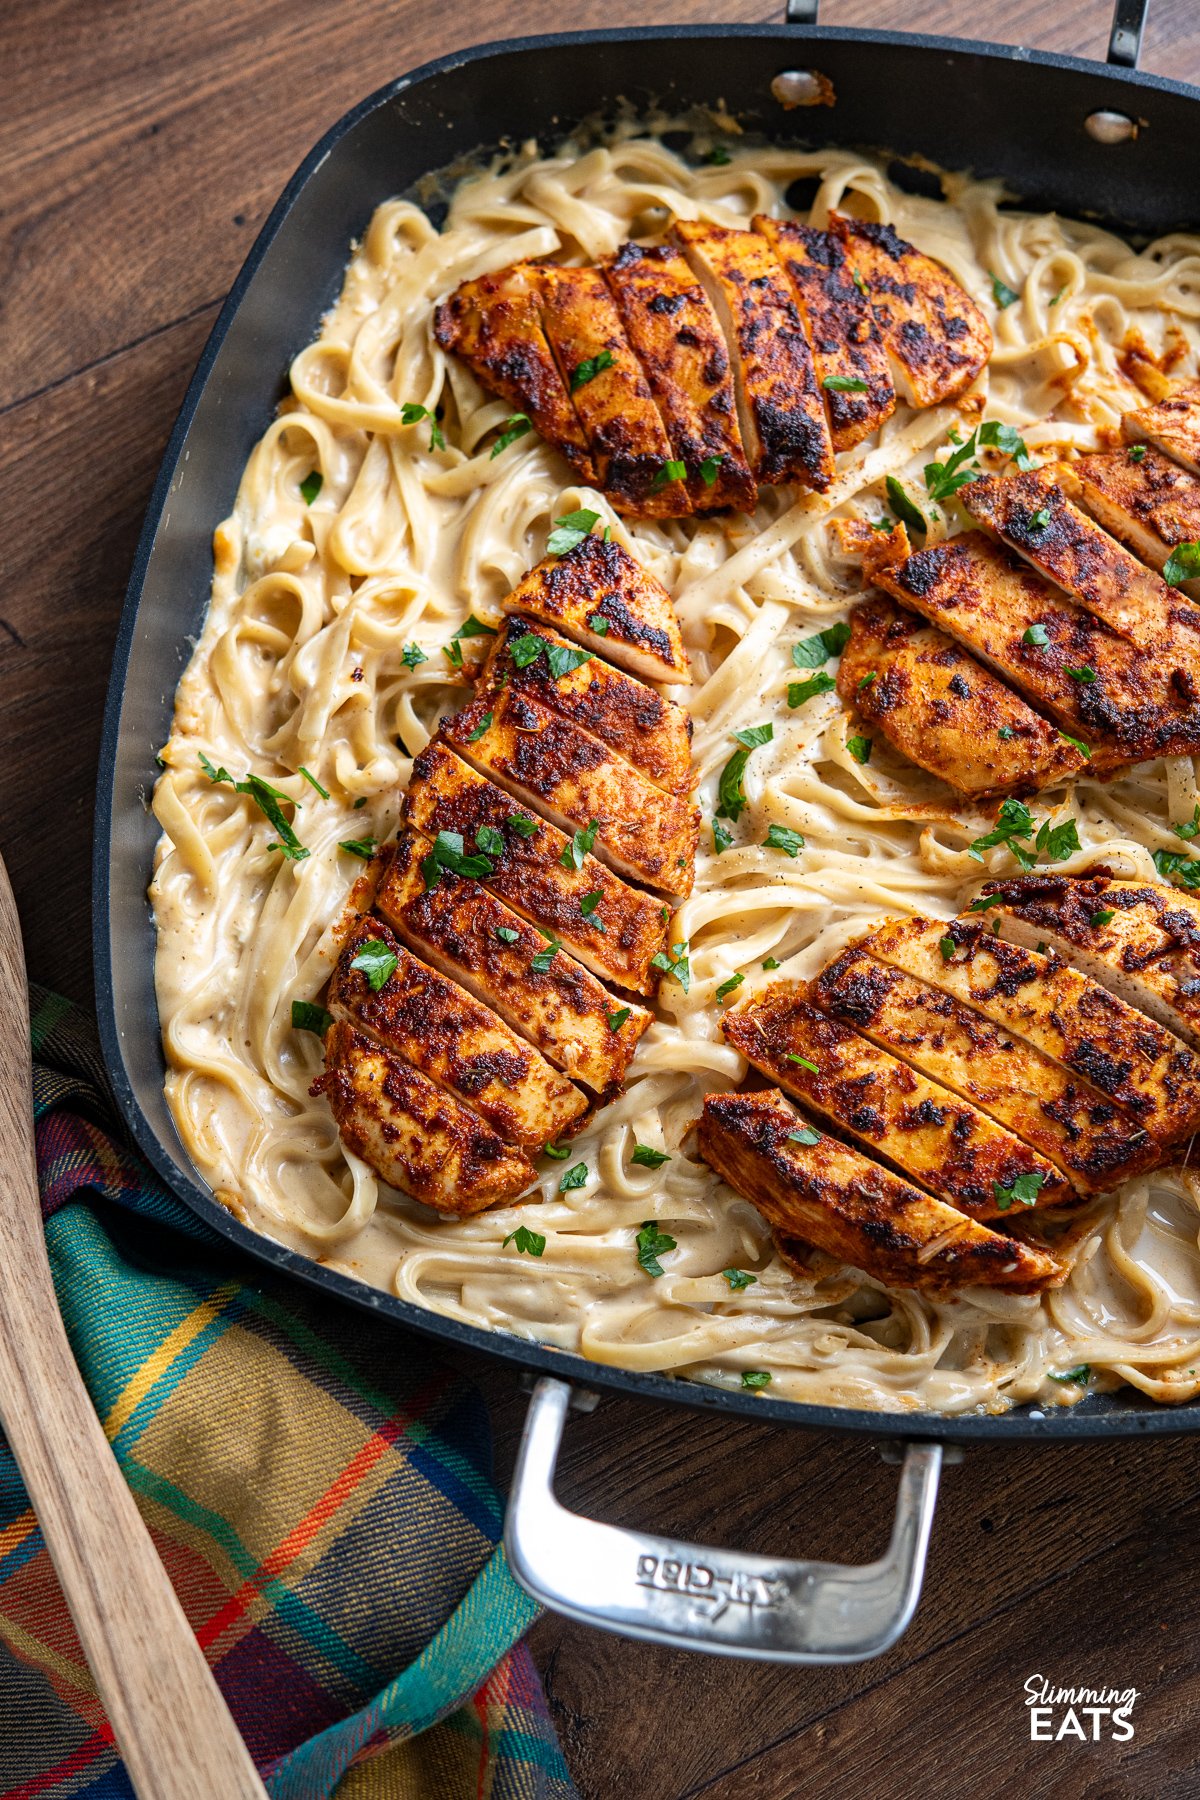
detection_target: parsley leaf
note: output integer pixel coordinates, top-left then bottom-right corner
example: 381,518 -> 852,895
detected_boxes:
1023,623 -> 1050,648
1029,507 -> 1051,531
338,837 -> 377,859
885,475 -> 927,535
544,643 -> 592,680
789,671 -> 836,707
651,941 -> 691,993
762,957 -> 781,970
823,374 -> 868,393
547,509 -> 600,556
722,1268 -> 756,1290
742,1370 -> 772,1390
579,889 -> 605,931
1128,444 -> 1147,463
998,726 -> 1015,741
202,764 -> 310,861
199,752 -> 233,785
495,926 -> 520,944
531,934 -> 561,974
990,272 -> 1020,309
299,765 -> 329,799
787,1125 -> 821,1145
1059,732 -> 1092,759
509,813 -> 539,838
466,711 -> 493,743
291,999 -> 332,1035
1049,1365 -> 1091,1385
1176,806 -> 1200,841
1091,908 -> 1115,927
699,454 -> 725,488
1154,848 -> 1200,890
571,351 -> 615,389
510,635 -> 544,668
716,724 -> 774,822
400,401 -> 445,452
846,735 -> 872,765
1036,816 -> 1081,862
299,470 -> 323,505
636,1220 -> 676,1278
715,972 -> 744,1003
651,458 -> 688,491
632,1144 -> 671,1168
764,824 -> 805,857
712,818 -> 734,854
420,828 -> 496,888
993,1171 -> 1046,1210
350,938 -> 398,991
978,420 -> 1036,471
785,1053 -> 819,1074
939,935 -> 957,961
1163,541 -> 1200,587
607,1007 -> 630,1032
792,622 -> 851,667
560,819 -> 599,870
968,797 -> 1036,868
491,413 -> 531,457
588,612 -> 609,636
559,1162 -> 588,1192
504,1225 -> 546,1256
402,642 -> 427,669
707,144 -> 732,165
1066,665 -> 1096,684
543,1143 -> 571,1159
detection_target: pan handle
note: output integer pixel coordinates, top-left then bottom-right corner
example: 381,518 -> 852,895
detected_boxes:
504,1377 -> 944,1663
785,0 -> 1149,71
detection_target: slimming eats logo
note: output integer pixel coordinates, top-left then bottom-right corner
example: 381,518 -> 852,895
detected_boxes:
1025,1675 -> 1139,1741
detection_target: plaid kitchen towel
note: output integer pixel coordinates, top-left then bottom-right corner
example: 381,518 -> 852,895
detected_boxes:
0,988 -> 577,1800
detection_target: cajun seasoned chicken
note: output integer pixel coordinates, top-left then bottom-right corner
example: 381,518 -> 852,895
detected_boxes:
837,589 -> 1086,797
972,870 -> 1200,1053
436,216 -> 991,515
1122,380 -> 1200,478
501,535 -> 691,685
811,943 -> 1160,1196
698,1089 -> 1061,1295
319,1024 -> 536,1213
864,527 -> 1200,772
672,219 -> 836,490
961,466 -> 1200,673
1066,446 -> 1200,600
721,986 -> 1071,1218
866,915 -> 1200,1147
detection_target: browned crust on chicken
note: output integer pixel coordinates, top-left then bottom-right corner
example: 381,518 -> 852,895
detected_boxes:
962,466 -> 1200,673
1122,381 -> 1200,477
328,916 -> 588,1146
482,617 -> 693,794
433,266 -> 595,481
374,829 -> 650,1094
871,529 -> 1200,770
974,870 -> 1200,1054
838,594 -> 1085,797
402,742 -> 669,996
672,220 -> 835,491
317,1023 -> 536,1213
1068,446 -> 1200,598
831,213 -> 991,407
537,262 -> 687,516
604,240 -> 757,512
752,214 -> 895,451
867,914 -> 1200,1146
811,945 -> 1160,1194
722,986 -> 1071,1218
697,1089 -> 1061,1295
502,536 -> 691,685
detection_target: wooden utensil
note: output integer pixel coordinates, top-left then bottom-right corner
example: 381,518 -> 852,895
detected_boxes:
0,857 -> 267,1799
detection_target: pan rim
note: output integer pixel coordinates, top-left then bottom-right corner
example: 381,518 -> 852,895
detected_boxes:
93,19 -> 1200,1444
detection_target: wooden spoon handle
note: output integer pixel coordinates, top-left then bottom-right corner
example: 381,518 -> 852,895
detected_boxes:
0,864 -> 267,1799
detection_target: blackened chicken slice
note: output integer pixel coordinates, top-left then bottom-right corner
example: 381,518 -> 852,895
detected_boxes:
1067,446 -> 1200,602
1122,381 -> 1200,478
502,535 -> 691,685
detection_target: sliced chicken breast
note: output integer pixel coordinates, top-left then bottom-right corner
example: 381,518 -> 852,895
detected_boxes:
537,261 -> 688,516
721,986 -> 1071,1218
866,914 -> 1200,1146
433,266 -> 595,481
442,683 -> 698,901
374,830 -> 650,1095
753,214 -> 895,450
328,916 -> 588,1146
697,1088 -> 1061,1295
1122,381 -> 1200,477
402,742 -> 670,995
811,945 -> 1160,1194
867,528 -> 1200,770
838,593 -> 1085,797
318,1023 -> 535,1213
672,219 -> 836,491
1067,446 -> 1200,603
831,213 -> 991,407
962,466 -> 1200,673
502,536 -> 691,685
972,870 -> 1200,1053
604,240 -> 757,512
482,616 -> 693,794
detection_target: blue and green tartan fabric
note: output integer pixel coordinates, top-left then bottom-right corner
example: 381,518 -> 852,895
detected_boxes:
0,987 -> 577,1800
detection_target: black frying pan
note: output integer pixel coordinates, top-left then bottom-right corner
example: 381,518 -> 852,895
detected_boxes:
93,0 -> 1200,1660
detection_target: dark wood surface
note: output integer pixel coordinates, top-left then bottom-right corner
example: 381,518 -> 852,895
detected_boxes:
4,2 -> 1199,1794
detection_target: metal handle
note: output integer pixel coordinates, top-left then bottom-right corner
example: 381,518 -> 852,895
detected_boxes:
786,0 -> 1149,71
504,1378 -> 943,1663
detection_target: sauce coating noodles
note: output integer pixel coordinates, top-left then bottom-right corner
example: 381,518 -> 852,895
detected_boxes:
151,131 -> 1200,1415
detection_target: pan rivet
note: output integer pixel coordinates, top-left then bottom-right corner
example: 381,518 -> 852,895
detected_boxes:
771,69 -> 834,110
1085,109 -> 1139,144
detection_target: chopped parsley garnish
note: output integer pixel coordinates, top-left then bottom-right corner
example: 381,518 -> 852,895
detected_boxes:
1128,444 -> 1147,463
402,642 -> 428,668
509,813 -> 539,838
707,144 -> 732,165
792,622 -> 851,668
722,1268 -> 757,1290
784,1053 -> 819,1074
543,1143 -> 571,1159
350,938 -> 398,992
762,957 -> 781,970
1163,541 -> 1200,587
993,1171 -> 1046,1211
1065,665 -> 1097,684
998,726 -> 1015,741
787,1125 -> 821,1145
579,890 -> 605,931
846,735 -> 872,765
923,420 -> 1036,505
338,837 -> 377,859
885,476 -> 927,535
466,710 -> 493,742
503,1225 -> 546,1256
291,1000 -> 332,1035
764,824 -> 805,857
789,671 -> 837,707
632,1144 -> 671,1168
353,796 -> 368,809
491,412 -> 532,457
651,940 -> 691,992
716,723 -> 774,822
1090,909 -> 1115,927
444,615 -> 497,668
495,926 -> 520,944
1038,816 -> 1081,861
651,458 -> 688,491
545,642 -> 592,680
1154,848 -> 1200,890
420,828 -> 496,888
560,819 -> 599,870
475,825 -> 506,858
1029,507 -> 1052,531
588,612 -> 609,636
990,272 -> 1020,309
559,1162 -> 589,1192
199,757 -> 309,860
607,1007 -> 631,1032
1060,732 -> 1092,758
400,401 -> 445,452
1049,1365 -> 1091,1385
712,818 -> 734,854
852,269 -> 869,296
967,799 -> 1079,871
547,508 -> 600,556
699,454 -> 725,488
510,633 -> 543,668
857,670 -> 877,691
1177,806 -> 1200,841
299,470 -> 323,505
571,350 -> 615,389
299,766 -> 329,799
1023,623 -> 1050,648
531,933 -> 562,974
823,374 -> 868,393
636,1220 -> 676,1278
742,1370 -> 772,1390
715,972 -> 744,1003
939,935 -> 957,961
967,891 -> 1008,912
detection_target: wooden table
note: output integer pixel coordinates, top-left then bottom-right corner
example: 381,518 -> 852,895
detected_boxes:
4,1 -> 1199,1793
